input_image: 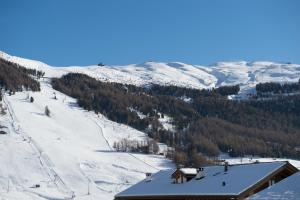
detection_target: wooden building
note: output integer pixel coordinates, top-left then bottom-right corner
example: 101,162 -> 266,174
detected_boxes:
171,167 -> 199,183
248,171 -> 300,200
115,161 -> 298,200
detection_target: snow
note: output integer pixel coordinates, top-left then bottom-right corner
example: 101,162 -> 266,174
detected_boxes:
248,172 -> 300,200
128,107 -> 146,119
157,113 -> 175,132
179,168 -> 198,175
1,51 -> 300,199
0,79 -> 173,200
2,51 -> 300,94
221,154 -> 300,169
157,143 -> 168,155
116,162 -> 286,197
180,96 -> 192,103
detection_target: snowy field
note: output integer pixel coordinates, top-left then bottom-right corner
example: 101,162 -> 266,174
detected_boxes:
222,154 -> 300,169
0,80 -> 172,200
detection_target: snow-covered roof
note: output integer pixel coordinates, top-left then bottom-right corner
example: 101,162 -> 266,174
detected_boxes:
116,162 -> 287,197
248,172 -> 300,200
179,168 -> 198,175
157,143 -> 168,153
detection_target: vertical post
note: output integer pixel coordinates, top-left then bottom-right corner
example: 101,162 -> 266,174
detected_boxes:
224,161 -> 229,172
7,179 -> 9,193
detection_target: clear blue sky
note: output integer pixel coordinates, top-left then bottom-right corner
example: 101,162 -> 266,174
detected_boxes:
0,0 -> 299,66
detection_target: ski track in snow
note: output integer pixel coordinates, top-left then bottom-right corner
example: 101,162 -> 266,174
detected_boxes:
87,116 -> 113,151
2,94 -> 76,200
0,79 -> 172,200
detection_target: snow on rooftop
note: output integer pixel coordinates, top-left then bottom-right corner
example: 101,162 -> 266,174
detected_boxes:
157,143 -> 168,154
248,172 -> 300,200
116,162 -> 287,197
179,168 -> 198,175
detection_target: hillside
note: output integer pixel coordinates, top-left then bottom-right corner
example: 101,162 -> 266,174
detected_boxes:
50,73 -> 300,162
1,51 -> 300,199
1,51 -> 300,94
2,52 -> 300,159
0,71 -> 172,199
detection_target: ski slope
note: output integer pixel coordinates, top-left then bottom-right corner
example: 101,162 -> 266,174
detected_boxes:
1,51 -> 300,199
0,79 -> 172,200
1,51 -> 300,94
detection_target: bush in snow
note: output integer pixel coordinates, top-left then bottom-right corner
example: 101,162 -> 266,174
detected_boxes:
0,103 -> 6,115
45,106 -> 50,117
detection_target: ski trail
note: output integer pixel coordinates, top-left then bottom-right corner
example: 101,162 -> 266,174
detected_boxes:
88,116 -> 113,151
77,163 -> 112,194
128,153 -> 159,170
2,94 -> 75,200
87,114 -> 159,170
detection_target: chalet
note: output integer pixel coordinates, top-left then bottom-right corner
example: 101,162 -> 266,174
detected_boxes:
248,171 -> 300,200
115,161 -> 298,200
156,143 -> 175,157
171,167 -> 203,183
157,143 -> 168,156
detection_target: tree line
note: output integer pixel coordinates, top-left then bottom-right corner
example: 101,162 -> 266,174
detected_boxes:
0,58 -> 42,96
256,81 -> 300,96
52,73 -> 300,167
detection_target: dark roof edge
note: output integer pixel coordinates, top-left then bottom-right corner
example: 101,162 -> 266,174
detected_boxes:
238,161 -> 299,198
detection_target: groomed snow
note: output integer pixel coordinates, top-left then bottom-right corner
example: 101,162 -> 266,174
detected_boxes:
0,79 -> 173,200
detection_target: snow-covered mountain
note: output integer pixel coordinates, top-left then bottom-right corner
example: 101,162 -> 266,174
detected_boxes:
0,51 -> 173,199
1,51 -> 300,94
0,80 -> 172,200
1,51 -> 300,200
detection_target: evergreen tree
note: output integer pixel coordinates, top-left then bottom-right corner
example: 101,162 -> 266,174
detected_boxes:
45,106 -> 50,117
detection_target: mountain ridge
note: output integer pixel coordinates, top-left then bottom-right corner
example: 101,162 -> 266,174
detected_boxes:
1,51 -> 300,200
1,51 -> 300,94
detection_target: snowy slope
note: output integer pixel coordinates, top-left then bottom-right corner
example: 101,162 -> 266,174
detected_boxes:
0,79 -> 172,200
1,51 -> 300,199
1,51 -> 300,94
220,153 -> 300,169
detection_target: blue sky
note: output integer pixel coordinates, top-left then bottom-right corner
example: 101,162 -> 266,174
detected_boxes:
0,0 -> 299,66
